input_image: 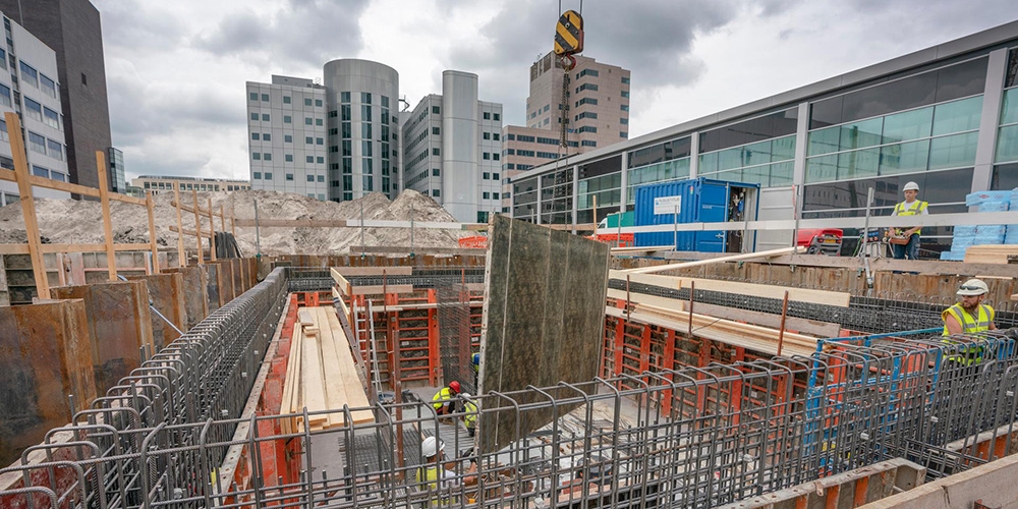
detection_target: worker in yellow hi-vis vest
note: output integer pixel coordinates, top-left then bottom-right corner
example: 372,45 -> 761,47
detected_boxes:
890,181 -> 928,260
415,436 -> 477,505
942,278 -> 996,365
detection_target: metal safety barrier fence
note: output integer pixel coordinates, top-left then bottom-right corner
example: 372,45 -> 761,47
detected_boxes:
4,268 -> 1018,509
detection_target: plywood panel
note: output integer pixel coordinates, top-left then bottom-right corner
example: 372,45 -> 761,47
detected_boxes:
480,216 -> 609,454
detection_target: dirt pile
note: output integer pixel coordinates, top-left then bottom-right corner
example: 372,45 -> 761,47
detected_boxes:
0,189 -> 471,256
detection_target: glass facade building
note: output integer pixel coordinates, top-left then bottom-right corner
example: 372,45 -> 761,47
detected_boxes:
511,21 -> 1018,255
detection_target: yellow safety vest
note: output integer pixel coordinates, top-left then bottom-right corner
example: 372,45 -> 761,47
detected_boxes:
463,400 -> 478,429
894,200 -> 928,235
941,303 -> 994,365
416,465 -> 440,491
432,387 -> 454,410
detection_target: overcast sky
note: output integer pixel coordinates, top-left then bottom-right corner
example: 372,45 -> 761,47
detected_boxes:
92,0 -> 1018,183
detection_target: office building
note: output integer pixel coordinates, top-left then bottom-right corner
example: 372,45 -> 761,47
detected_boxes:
401,71 -> 503,223
510,21 -> 1018,257
0,10 -> 70,206
132,175 -> 250,195
247,75 -> 329,200
248,60 -> 400,202
502,52 -> 630,212
0,0 -> 113,191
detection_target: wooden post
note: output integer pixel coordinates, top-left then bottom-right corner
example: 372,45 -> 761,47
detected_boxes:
192,189 -> 203,265
173,183 -> 185,267
230,204 -> 236,237
208,197 -> 217,262
219,204 -> 226,233
146,191 -> 159,274
6,113 -> 49,299
776,290 -> 790,356
95,150 -> 116,281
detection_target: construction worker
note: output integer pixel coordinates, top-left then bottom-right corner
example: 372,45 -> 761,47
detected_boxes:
890,181 -> 928,260
432,380 -> 461,416
942,278 -> 996,364
460,393 -> 478,437
472,352 -> 480,389
416,436 -> 477,502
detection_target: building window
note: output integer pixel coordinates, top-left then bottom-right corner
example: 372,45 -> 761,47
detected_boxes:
316,137 -> 324,145
622,76 -> 630,84
493,153 -> 500,161
283,96 -> 291,104
361,105 -> 372,119
361,92 -> 372,104
317,156 -> 324,164
0,84 -> 10,107
305,136 -> 313,144
250,113 -> 259,121
432,105 -> 440,114
316,118 -> 323,126
432,148 -> 440,156
253,172 -> 261,179
307,175 -> 314,182
577,83 -> 599,92
483,152 -> 490,160
576,112 -> 597,120
47,139 -> 63,160
305,98 -> 312,106
285,154 -> 293,162
581,140 -> 597,147
251,132 -> 260,141
341,91 -> 351,103
264,172 -> 273,179
483,132 -> 490,140
578,126 -> 598,133
433,126 -> 440,135
32,165 -> 49,178
317,175 -> 324,182
493,113 -> 500,121
578,68 -> 600,78
286,173 -> 294,181
621,90 -> 630,98
482,112 -> 491,120
285,134 -> 292,143
482,172 -> 490,179
262,114 -> 269,121
362,123 -> 372,139
18,61 -> 37,87
252,152 -> 261,160
305,117 -> 312,125
620,131 -> 628,138
306,156 -> 314,163
249,92 -> 258,101
315,99 -> 323,107
284,115 -> 292,124
262,133 -> 271,141
81,72 -> 87,86
432,189 -> 440,197
483,192 -> 490,199
432,168 -> 440,176
493,192 -> 499,199
261,93 -> 269,102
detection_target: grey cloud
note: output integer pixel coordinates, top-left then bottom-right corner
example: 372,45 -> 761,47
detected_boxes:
94,1 -> 188,50
193,0 -> 371,68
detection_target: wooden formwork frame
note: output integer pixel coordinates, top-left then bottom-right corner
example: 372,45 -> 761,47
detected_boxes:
169,185 -> 237,266
0,113 -> 162,298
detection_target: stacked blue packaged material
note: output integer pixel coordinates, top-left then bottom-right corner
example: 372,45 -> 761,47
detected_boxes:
944,190 -> 1015,259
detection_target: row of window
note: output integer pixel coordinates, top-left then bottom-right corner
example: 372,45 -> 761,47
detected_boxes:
252,152 -> 326,165
143,181 -> 247,191
24,128 -> 64,161
18,60 -> 57,99
248,91 -> 324,108
482,152 -> 500,161
249,112 -> 326,126
31,164 -> 65,182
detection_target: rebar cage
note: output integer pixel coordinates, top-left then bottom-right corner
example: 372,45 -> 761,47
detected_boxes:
3,268 -> 1018,509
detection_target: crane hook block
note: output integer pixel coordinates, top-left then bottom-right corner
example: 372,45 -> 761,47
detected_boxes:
554,10 -> 584,57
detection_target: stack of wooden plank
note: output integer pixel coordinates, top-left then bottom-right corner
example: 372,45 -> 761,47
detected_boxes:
963,245 -> 1018,264
281,306 -> 373,433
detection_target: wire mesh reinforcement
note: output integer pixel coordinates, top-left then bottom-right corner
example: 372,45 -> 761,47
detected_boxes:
436,283 -> 475,394
6,269 -> 1018,508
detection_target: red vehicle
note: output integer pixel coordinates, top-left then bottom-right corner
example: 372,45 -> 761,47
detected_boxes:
796,228 -> 843,255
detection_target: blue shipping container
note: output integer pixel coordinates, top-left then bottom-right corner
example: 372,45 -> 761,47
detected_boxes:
633,178 -> 759,252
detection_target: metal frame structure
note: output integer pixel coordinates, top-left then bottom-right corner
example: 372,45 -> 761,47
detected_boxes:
3,268 -> 1018,509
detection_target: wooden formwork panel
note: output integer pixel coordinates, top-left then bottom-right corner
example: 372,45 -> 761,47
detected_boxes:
162,266 -> 208,330
0,300 -> 95,467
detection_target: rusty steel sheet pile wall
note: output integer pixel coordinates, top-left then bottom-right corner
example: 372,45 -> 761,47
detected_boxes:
0,301 -> 95,467
479,215 -> 610,454
50,281 -> 156,395
127,273 -> 187,349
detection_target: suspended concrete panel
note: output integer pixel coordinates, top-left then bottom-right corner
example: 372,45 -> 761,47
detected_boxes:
479,215 -> 610,453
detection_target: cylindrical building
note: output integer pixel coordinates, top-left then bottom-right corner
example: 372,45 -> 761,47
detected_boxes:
323,59 -> 399,202
441,70 -> 480,222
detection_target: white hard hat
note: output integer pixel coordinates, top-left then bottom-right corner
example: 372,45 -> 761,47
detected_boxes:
421,436 -> 444,458
903,181 -> 919,192
957,278 -> 989,296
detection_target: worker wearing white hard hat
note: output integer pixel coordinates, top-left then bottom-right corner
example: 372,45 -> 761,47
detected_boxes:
942,278 -> 997,364
889,181 -> 928,260
416,436 -> 477,500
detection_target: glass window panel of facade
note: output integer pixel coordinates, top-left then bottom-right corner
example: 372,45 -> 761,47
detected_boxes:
991,162 -> 1018,190
839,117 -> 883,151
1001,88 -> 1018,125
881,106 -> 933,143
879,139 -> 930,175
807,125 -> 840,156
929,131 -> 978,170
932,95 -> 982,135
837,148 -> 880,180
806,154 -> 838,183
996,124 -> 1018,164
770,161 -> 794,186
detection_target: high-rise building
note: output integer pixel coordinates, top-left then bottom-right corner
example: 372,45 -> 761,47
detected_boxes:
0,9 -> 70,207
324,59 -> 400,201
0,0 -> 113,192
401,71 -> 503,223
502,52 -> 631,213
246,75 -> 329,200
247,60 -> 400,202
